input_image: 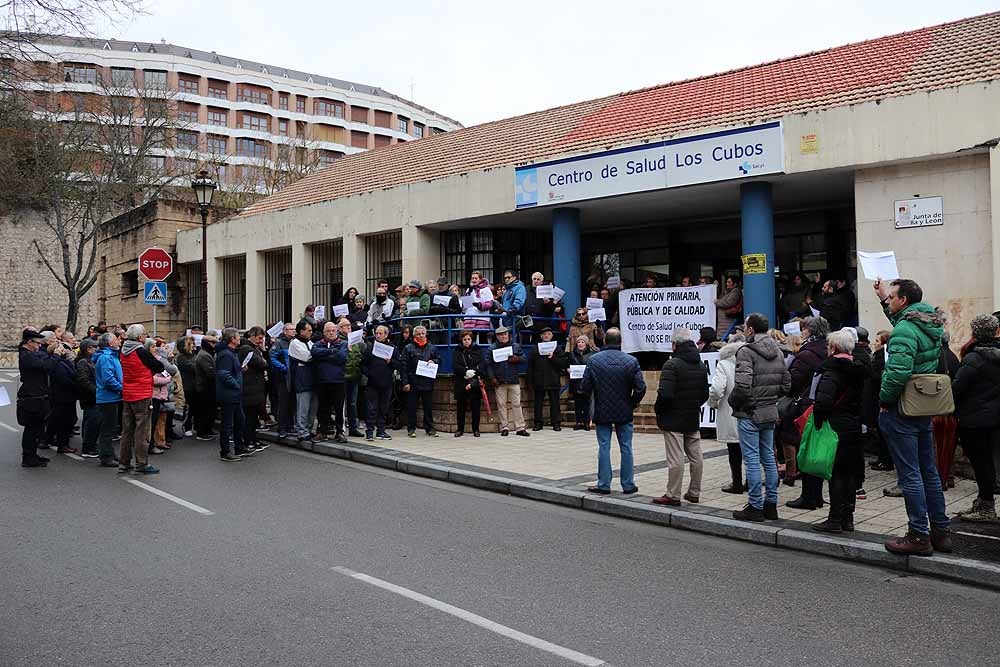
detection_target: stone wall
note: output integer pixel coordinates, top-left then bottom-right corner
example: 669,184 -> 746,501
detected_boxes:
0,210 -> 99,344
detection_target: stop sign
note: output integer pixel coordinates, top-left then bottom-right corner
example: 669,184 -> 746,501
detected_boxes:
138,247 -> 173,281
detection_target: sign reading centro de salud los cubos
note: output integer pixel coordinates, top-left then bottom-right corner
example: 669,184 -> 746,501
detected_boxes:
514,122 -> 784,208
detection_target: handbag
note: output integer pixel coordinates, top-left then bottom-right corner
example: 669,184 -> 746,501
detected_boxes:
899,374 -> 954,416
796,411 -> 839,480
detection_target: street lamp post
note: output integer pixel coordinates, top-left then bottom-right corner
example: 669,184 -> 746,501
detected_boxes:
191,170 -> 217,330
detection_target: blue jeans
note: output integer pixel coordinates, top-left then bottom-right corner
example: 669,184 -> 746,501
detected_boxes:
879,407 -> 949,534
596,422 -> 636,491
738,418 -> 779,509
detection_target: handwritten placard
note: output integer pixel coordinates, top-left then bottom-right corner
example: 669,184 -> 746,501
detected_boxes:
535,285 -> 554,299
537,341 -> 557,355
569,365 -> 586,379
586,297 -> 603,310
372,341 -> 394,360
783,321 -> 801,337
492,346 -> 513,362
416,360 -> 439,379
460,295 -> 476,310
587,308 -> 606,323
314,305 -> 326,321
433,294 -> 452,307
347,330 -> 363,346
406,301 -> 421,312
266,321 -> 284,338
606,276 -> 621,289
551,287 -> 566,302
332,304 -> 350,318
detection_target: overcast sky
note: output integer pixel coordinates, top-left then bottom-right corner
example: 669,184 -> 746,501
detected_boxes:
102,0 -> 997,126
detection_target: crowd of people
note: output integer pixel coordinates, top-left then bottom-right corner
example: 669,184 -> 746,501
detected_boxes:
14,269 -> 1000,557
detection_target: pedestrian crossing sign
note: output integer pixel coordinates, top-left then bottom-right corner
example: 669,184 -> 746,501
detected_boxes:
144,280 -> 168,305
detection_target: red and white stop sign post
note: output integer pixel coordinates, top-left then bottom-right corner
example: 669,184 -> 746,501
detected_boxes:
138,247 -> 173,336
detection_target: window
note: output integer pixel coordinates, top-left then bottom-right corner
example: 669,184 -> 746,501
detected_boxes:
208,81 -> 228,99
314,99 -> 344,118
240,112 -> 268,132
110,67 -> 133,88
397,116 -> 409,133
207,135 -> 227,154
295,97 -> 305,113
215,164 -> 228,182
373,134 -> 391,148
207,107 -> 227,126
430,126 -> 445,135
121,269 -> 139,295
413,123 -> 424,139
350,130 -> 368,149
236,137 -> 268,158
317,150 -> 342,166
144,99 -> 167,119
178,75 -> 199,94
64,64 -> 97,84
175,158 -> 197,175
278,119 -> 288,136
351,105 -> 369,123
145,155 -> 166,170
279,93 -> 288,110
109,96 -> 132,116
295,121 -> 306,138
178,103 -> 199,123
143,70 -> 167,90
237,85 -> 270,106
176,130 -> 198,149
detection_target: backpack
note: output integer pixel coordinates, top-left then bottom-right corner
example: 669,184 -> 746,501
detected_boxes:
345,343 -> 364,382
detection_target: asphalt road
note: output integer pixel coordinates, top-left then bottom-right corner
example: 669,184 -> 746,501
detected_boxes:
1,389 -> 999,666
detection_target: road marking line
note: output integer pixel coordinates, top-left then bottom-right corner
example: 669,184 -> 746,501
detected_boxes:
122,479 -> 214,515
0,422 -> 19,433
63,452 -> 83,461
331,566 -> 606,666
955,530 -> 1000,542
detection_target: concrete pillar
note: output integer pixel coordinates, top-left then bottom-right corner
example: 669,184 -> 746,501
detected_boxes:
291,243 -> 313,320
740,181 -> 777,327
206,257 -> 225,331
244,250 -> 264,327
991,145 -> 1000,308
552,208 -> 582,312
402,225 -> 439,284
342,233 -> 364,295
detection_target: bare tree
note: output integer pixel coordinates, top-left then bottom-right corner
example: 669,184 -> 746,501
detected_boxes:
212,128 -> 323,209
1,1 -> 143,55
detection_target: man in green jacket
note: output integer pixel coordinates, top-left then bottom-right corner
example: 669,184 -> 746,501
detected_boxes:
874,278 -> 951,556
405,280 -> 431,318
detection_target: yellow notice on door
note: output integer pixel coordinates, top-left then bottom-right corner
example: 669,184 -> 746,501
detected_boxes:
800,133 -> 819,154
741,253 -> 767,274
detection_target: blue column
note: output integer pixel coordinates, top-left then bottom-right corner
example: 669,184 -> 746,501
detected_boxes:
740,182 -> 776,326
552,208 -> 581,313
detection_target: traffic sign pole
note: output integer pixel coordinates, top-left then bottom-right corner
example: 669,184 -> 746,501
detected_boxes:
153,304 -> 157,337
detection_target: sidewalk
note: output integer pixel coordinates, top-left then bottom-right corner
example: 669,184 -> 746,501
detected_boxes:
259,425 -> 1000,589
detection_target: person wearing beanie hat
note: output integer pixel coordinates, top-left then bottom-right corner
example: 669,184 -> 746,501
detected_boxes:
75,338 -> 102,458
951,314 -> 1000,523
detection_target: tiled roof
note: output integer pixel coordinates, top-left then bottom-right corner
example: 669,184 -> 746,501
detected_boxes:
238,11 -> 1000,220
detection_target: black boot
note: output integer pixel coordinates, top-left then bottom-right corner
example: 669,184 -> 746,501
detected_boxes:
841,511 -> 855,532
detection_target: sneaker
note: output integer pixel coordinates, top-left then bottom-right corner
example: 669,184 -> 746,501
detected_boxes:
552,425 -> 561,432
184,430 -> 194,437
111,435 -> 121,442
135,465 -> 159,475
254,442 -> 270,451
426,429 -> 439,438
733,503 -> 766,522
365,433 -> 374,442
149,447 -> 165,455
80,451 -> 100,459
235,449 -> 255,458
220,454 -> 242,462
855,488 -> 867,500
118,465 -> 133,473
407,430 -> 416,438
376,432 -> 392,441
885,530 -> 933,556
195,435 -> 213,441
333,433 -> 348,444
532,425 -> 543,432
515,430 -> 530,437
501,429 -> 509,437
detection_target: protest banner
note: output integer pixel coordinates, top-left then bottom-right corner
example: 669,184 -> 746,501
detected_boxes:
619,285 -> 716,353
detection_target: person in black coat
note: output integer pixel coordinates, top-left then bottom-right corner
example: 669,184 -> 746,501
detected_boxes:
215,328 -> 249,461
786,315 -> 830,509
452,330 -> 484,437
952,314 -> 1000,522
238,327 -> 269,451
399,325 -> 440,437
17,329 -> 53,467
528,327 -> 568,431
75,339 -> 101,457
568,336 -> 594,430
362,324 -> 398,441
49,344 -> 79,453
811,330 -> 867,534
652,329 -> 709,506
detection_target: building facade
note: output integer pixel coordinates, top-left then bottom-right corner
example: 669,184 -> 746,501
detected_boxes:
176,12 -> 1000,344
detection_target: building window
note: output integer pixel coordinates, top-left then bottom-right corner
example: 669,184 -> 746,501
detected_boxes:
314,99 -> 344,118
351,105 -> 369,123
237,85 -> 270,106
295,120 -> 306,138
373,134 -> 391,148
121,269 -> 139,295
175,158 -> 197,175
178,75 -> 199,94
397,117 -> 408,133
178,104 -> 198,123
350,131 -> 368,149
207,108 -> 227,126
176,130 -> 198,149
279,93 -> 288,110
278,119 -> 288,136
207,135 -> 227,154
413,123 -> 424,138
145,155 -> 166,170
240,113 -> 268,132
296,97 -> 305,113
236,137 -> 268,158
373,110 -> 391,128
430,126 -> 445,135
143,70 -> 167,90
208,81 -> 228,99
64,63 -> 97,84
317,150 -> 342,166
109,67 -> 133,88
440,230 -> 552,289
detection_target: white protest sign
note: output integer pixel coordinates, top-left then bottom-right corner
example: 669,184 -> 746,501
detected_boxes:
492,346 -> 513,362
266,321 -> 284,338
332,303 -> 350,318
348,330 -> 363,346
433,294 -> 452,307
535,285 -> 554,299
480,287 -> 494,303
241,352 -> 253,368
193,334 -> 204,347
0,386 -> 10,407
587,308 -> 606,323
606,276 -> 621,289
406,301 -> 421,312
551,286 -> 566,302
569,365 -> 586,380
698,352 -> 720,428
460,295 -> 476,310
537,341 -> 557,356
416,360 -> 439,379
372,341 -> 394,361
185,329 -> 192,336
619,285 -> 717,353
809,306 -> 820,317
783,321 -> 801,337
586,297 -> 604,310
857,250 -> 900,281
314,305 -> 326,320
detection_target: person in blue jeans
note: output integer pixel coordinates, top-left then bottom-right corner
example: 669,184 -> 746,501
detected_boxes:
580,329 -> 646,495
729,313 -> 791,522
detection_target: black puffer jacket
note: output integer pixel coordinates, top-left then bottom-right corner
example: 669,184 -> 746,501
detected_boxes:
952,341 -> 1000,428
527,346 -> 568,390
237,342 -> 268,407
75,356 -> 97,408
789,337 -> 827,398
654,340 -> 709,433
812,355 -> 866,435
17,346 -> 51,400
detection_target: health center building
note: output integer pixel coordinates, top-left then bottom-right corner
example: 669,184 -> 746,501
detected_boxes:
176,11 -> 1000,343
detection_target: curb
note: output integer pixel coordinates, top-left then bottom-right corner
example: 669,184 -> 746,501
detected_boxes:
261,431 -> 1000,592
